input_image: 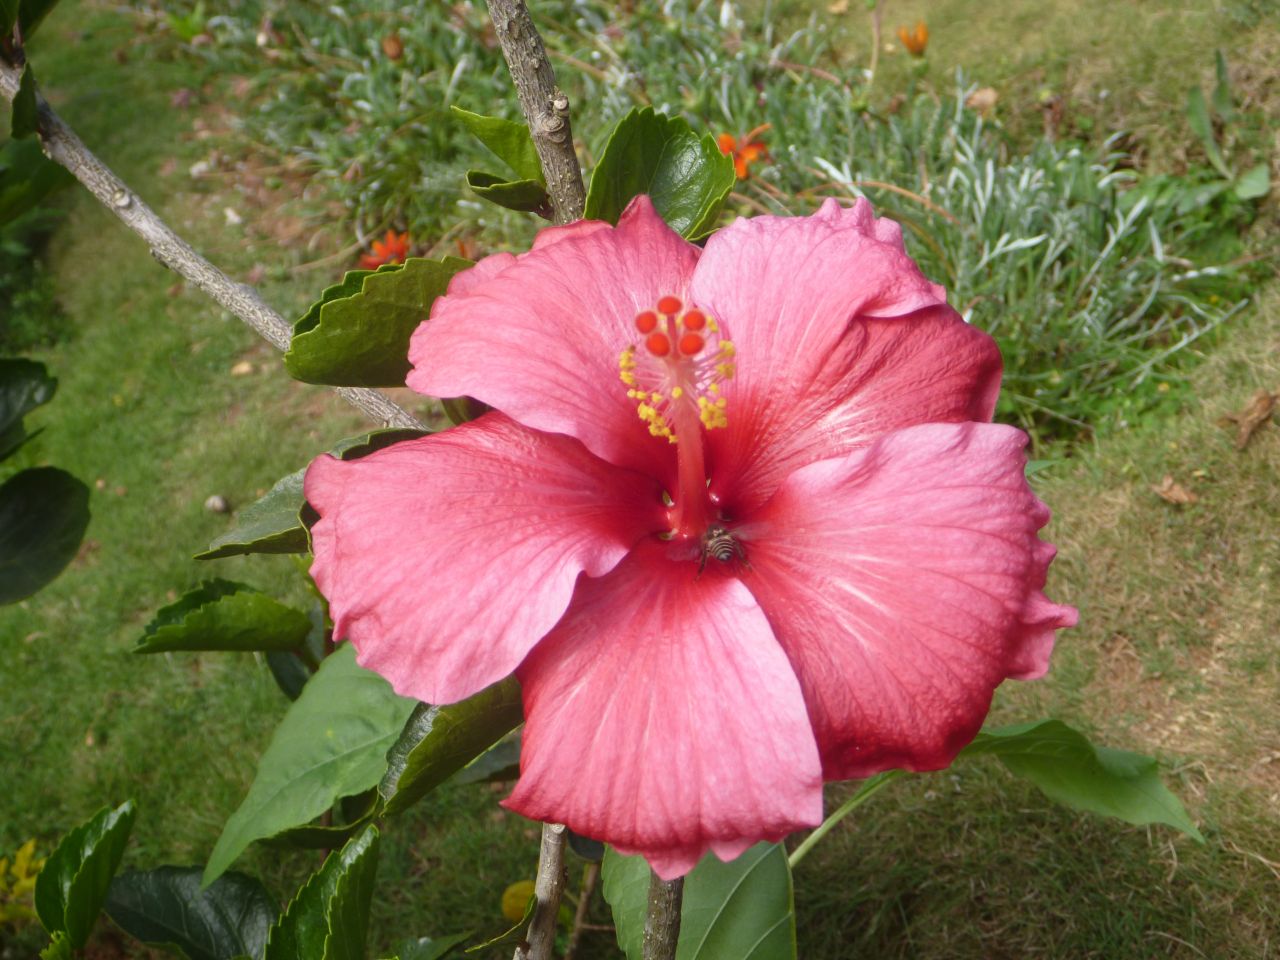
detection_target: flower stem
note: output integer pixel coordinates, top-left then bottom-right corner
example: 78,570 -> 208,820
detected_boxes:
484,0 -> 586,224
642,872 -> 684,960
514,823 -> 567,960
787,770 -> 904,869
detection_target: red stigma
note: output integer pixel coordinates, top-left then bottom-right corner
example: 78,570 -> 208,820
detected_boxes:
657,295 -> 682,316
682,310 -> 706,331
679,333 -> 705,356
635,310 -> 659,334
646,332 -> 672,357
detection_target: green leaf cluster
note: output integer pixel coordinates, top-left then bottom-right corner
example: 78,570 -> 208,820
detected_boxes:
0,358 -> 89,604
960,719 -> 1203,840
105,867 -> 277,960
34,801 -> 135,952
0,137 -> 74,225
284,257 -> 470,387
603,843 -> 796,960
134,579 -> 312,654
198,427 -> 425,560
451,106 -> 549,214
586,107 -> 736,240
1,0 -> 60,43
264,828 -> 380,960
204,646 -> 415,884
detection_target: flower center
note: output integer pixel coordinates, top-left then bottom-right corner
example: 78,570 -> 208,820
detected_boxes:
618,295 -> 736,537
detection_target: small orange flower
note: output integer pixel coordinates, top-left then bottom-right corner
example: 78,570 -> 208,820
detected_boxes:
897,20 -> 928,58
717,124 -> 771,180
359,230 -> 410,270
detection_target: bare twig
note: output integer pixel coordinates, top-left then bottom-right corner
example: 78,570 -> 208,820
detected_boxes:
0,59 -> 426,431
479,8 -> 588,958
642,873 -> 683,960
484,0 -> 586,224
514,823 -> 568,960
564,860 -> 601,960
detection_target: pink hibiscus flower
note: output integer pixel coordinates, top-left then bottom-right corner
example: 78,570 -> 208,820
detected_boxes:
305,196 -> 1076,879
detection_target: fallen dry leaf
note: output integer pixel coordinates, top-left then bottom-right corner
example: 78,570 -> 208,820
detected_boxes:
1218,387 -> 1277,450
827,0 -> 849,12
381,33 -> 404,60
230,360 -> 254,376
1152,474 -> 1198,505
966,87 -> 999,115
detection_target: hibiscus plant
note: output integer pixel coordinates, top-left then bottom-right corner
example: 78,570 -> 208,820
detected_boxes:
3,2 -> 1202,959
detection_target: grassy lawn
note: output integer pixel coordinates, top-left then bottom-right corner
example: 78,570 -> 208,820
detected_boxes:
2,0 -> 1277,957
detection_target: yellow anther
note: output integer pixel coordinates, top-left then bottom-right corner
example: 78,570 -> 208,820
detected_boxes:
719,340 -> 736,358
672,386 -> 684,399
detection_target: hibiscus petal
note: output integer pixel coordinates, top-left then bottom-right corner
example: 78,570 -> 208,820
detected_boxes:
743,422 -> 1077,780
707,304 -> 1003,514
689,197 -> 946,380
505,541 -> 824,879
407,197 -> 698,477
305,413 -> 664,704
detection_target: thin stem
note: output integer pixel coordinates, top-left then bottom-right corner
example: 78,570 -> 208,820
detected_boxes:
642,872 -> 684,960
564,860 -> 601,960
866,1 -> 882,93
484,0 -> 586,224
787,770 -> 904,869
514,823 -> 568,960
0,58 -> 426,432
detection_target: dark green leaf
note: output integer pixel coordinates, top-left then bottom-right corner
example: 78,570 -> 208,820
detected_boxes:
104,867 -> 277,960
384,933 -> 470,960
18,0 -> 60,39
450,737 -> 520,785
11,63 -> 38,139
1233,163 -> 1271,201
1185,85 -> 1230,178
285,257 -> 471,387
263,790 -> 378,850
135,580 -> 311,654
35,801 -> 137,950
439,396 -> 488,426
566,829 -> 604,863
960,719 -> 1204,840
264,827 -> 380,960
204,646 -> 414,885
0,138 -> 74,225
197,428 -> 426,559
0,356 -> 56,461
380,677 -> 523,817
266,651 -> 311,701
197,470 -> 308,559
1,0 -> 17,39
602,843 -> 795,960
464,170 -> 549,214
0,467 -> 90,604
450,107 -> 543,182
585,107 -> 735,240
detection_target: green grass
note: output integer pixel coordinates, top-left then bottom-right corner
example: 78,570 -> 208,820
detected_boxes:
2,0 -> 1278,957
